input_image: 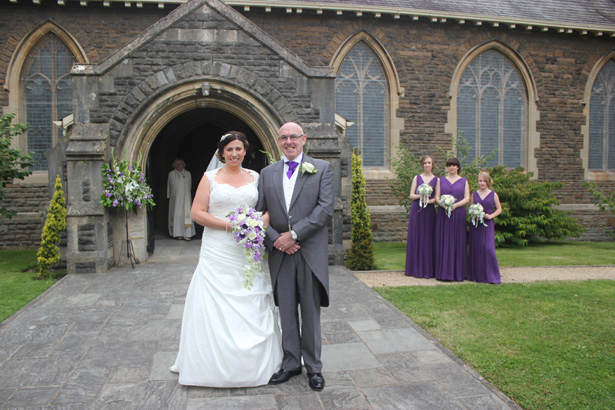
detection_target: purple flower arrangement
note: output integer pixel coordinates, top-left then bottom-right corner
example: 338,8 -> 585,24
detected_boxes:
100,151 -> 155,210
227,205 -> 267,289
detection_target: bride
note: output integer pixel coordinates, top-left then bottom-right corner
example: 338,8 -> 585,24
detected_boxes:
170,131 -> 282,387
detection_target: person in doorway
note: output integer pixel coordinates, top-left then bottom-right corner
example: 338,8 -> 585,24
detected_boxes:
256,122 -> 334,392
167,158 -> 195,240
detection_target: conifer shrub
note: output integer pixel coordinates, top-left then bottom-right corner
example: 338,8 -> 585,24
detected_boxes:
346,152 -> 375,270
37,176 -> 67,279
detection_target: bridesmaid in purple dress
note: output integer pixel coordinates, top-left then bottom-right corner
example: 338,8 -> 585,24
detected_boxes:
405,156 -> 438,278
467,171 -> 502,284
434,158 -> 470,281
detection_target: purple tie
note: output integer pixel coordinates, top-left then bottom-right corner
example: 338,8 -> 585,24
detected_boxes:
286,161 -> 298,179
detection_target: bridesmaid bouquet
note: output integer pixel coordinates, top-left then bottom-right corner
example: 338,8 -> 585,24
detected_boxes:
469,203 -> 488,227
439,194 -> 456,218
227,205 -> 267,290
417,183 -> 433,208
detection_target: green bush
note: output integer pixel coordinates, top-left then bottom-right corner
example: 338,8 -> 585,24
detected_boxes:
389,145 -> 422,212
0,113 -> 32,218
37,176 -> 67,279
490,166 -> 583,246
583,182 -> 615,239
346,152 -> 375,270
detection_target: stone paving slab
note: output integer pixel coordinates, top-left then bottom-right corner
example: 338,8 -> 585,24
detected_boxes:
0,238 -> 520,409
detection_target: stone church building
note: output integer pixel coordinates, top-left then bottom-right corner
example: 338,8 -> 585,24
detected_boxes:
1,0 -> 614,273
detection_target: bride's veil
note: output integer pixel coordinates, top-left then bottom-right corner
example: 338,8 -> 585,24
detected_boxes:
205,155 -> 223,172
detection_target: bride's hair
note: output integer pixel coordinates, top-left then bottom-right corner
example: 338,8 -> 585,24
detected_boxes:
216,131 -> 249,163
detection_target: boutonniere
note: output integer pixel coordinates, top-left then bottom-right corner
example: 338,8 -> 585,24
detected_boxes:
300,162 -> 318,177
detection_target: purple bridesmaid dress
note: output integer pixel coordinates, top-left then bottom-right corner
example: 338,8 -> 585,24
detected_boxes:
405,175 -> 438,278
467,191 -> 501,284
435,177 -> 467,281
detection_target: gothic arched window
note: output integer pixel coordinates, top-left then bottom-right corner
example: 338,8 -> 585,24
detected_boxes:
457,50 -> 527,168
20,34 -> 76,170
336,41 -> 389,167
588,59 -> 615,171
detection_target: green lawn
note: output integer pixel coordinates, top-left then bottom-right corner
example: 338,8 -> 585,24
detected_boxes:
376,281 -> 615,410
374,240 -> 615,270
0,249 -> 65,323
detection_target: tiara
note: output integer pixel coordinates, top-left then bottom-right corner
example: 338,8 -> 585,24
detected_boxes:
220,133 -> 233,141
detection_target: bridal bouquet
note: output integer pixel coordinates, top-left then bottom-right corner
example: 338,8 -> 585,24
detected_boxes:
227,205 -> 267,290
469,203 -> 488,227
439,194 -> 456,218
416,183 -> 433,208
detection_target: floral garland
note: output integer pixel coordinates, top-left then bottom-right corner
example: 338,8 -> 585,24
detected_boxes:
227,205 -> 267,289
100,151 -> 155,210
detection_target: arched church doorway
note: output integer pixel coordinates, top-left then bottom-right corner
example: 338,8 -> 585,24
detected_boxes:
147,107 -> 269,245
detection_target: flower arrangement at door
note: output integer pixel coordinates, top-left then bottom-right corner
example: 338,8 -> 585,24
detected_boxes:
227,205 -> 267,289
439,194 -> 456,218
100,151 -> 155,210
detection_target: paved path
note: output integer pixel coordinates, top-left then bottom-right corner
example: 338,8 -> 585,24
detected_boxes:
0,238 -> 519,409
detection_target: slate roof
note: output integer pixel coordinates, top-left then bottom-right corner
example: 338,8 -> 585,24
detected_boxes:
227,0 -> 615,31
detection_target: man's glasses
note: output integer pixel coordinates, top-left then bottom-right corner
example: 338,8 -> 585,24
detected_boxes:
278,134 -> 303,142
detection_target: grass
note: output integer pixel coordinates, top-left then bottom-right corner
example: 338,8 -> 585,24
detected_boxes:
373,240 -> 615,270
376,281 -> 615,410
0,249 -> 65,323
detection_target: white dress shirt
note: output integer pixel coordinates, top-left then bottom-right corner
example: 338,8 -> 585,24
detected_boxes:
282,153 -> 303,212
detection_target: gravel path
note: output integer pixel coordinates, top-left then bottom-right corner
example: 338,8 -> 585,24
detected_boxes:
355,266 -> 615,287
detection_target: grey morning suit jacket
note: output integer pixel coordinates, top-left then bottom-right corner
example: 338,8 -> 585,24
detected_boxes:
256,155 -> 334,307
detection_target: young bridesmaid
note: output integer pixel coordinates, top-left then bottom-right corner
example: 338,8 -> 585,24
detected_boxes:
467,171 -> 502,284
404,156 -> 438,278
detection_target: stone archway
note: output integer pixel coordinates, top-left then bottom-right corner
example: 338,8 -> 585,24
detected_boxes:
110,80 -> 282,264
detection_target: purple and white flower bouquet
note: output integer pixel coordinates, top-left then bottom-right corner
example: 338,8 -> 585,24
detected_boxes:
100,151 -> 155,210
417,183 -> 433,208
439,194 -> 456,218
227,205 -> 267,289
469,203 -> 488,227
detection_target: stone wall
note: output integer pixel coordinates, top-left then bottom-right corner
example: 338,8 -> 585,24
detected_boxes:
0,183 -> 48,249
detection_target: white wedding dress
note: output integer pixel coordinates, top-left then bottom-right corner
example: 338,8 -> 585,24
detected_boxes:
170,168 -> 283,387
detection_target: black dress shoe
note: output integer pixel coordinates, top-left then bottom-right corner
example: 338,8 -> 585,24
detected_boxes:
307,372 -> 325,391
269,368 -> 302,384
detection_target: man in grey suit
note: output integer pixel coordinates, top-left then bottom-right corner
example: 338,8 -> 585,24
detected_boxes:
256,122 -> 333,391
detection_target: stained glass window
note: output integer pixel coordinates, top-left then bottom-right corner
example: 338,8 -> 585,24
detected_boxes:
589,59 -> 615,171
20,34 -> 76,170
336,42 -> 389,167
457,50 -> 527,168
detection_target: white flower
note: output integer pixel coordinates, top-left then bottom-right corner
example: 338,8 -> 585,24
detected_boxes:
469,203 -> 488,227
417,183 -> 433,208
237,213 -> 246,222
300,162 -> 318,177
439,194 -> 456,218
